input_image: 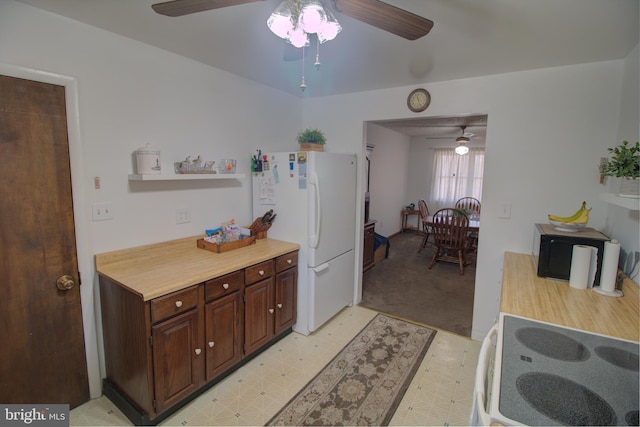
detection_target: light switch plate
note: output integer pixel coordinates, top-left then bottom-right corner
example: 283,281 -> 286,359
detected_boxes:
499,203 -> 512,219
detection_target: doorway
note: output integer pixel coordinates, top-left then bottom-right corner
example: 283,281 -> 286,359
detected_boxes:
359,115 -> 487,336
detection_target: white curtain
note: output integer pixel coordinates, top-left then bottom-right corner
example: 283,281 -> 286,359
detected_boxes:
429,148 -> 485,211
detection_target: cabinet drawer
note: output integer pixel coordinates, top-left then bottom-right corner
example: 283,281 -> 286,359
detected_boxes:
151,286 -> 199,324
245,260 -> 274,285
276,251 -> 298,273
205,271 -> 243,302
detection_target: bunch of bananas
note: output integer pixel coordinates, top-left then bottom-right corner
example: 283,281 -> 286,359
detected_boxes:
548,201 -> 591,224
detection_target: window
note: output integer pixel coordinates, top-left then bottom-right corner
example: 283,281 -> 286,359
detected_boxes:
430,148 -> 484,210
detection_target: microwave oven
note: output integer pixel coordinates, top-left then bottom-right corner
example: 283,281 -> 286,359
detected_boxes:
532,223 -> 610,286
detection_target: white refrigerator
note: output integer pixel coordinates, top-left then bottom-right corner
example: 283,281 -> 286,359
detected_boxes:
252,151 -> 357,335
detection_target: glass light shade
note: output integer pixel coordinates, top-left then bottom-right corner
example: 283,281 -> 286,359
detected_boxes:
317,21 -> 341,42
288,26 -> 309,47
298,1 -> 326,34
455,144 -> 469,155
267,1 -> 295,39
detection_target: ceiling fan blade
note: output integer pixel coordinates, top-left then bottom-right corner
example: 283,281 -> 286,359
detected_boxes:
332,0 -> 433,40
152,0 -> 265,17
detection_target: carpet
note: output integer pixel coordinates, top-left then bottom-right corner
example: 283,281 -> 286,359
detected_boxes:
361,232 -> 475,337
266,314 -> 436,426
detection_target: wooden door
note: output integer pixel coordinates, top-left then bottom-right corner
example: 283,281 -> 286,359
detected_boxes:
152,309 -> 201,414
0,75 -> 90,408
205,292 -> 241,381
244,278 -> 274,355
275,268 -> 297,334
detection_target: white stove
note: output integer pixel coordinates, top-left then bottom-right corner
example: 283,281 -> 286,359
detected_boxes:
473,313 -> 639,426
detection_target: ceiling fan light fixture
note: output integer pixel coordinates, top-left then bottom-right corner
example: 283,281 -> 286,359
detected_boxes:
267,0 -> 295,39
268,0 -> 340,46
455,144 -> 469,155
317,9 -> 341,42
298,0 -> 327,34
288,26 -> 310,47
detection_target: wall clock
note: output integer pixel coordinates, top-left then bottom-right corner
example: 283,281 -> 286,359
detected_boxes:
407,88 -> 431,113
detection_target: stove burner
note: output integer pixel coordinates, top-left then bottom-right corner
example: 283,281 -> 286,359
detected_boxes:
516,372 -> 617,426
595,346 -> 640,372
626,410 -> 639,426
515,327 -> 590,362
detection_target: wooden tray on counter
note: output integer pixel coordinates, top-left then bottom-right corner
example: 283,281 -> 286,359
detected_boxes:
197,236 -> 256,253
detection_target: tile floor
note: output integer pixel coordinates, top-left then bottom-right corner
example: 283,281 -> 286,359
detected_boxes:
70,305 -> 481,426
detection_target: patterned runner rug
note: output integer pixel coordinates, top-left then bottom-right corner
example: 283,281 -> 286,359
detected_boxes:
266,314 -> 437,426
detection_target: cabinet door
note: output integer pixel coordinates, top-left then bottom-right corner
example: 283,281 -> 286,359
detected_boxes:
363,224 -> 375,271
152,309 -> 201,414
244,278 -> 274,355
205,292 -> 241,381
275,268 -> 297,334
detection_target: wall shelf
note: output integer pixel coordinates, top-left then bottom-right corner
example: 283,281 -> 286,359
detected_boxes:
599,193 -> 640,210
128,173 -> 245,181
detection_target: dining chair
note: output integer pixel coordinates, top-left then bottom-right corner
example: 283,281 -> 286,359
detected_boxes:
428,208 -> 470,275
417,199 -> 431,253
455,197 -> 481,261
455,197 -> 481,215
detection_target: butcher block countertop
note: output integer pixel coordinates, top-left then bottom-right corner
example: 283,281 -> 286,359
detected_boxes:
96,237 -> 300,301
501,252 -> 639,342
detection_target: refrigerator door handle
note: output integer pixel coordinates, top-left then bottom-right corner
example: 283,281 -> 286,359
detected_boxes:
312,263 -> 329,273
309,171 -> 321,249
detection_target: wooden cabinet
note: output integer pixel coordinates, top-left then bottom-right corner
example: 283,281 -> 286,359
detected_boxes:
98,246 -> 298,425
204,271 -> 243,382
244,251 -> 298,355
363,221 -> 376,272
151,308 -> 201,414
275,251 -> 297,332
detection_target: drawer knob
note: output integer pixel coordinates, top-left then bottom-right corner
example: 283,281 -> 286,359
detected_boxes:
222,283 -> 229,290
277,303 -> 283,309
208,341 -> 215,348
195,348 -> 201,355
268,308 -> 274,314
175,300 -> 183,308
259,270 -> 265,276
287,259 -> 292,264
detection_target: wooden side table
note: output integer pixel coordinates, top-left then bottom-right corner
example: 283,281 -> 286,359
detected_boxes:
401,209 -> 420,233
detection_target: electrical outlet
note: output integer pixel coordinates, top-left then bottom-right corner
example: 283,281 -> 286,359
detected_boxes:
176,207 -> 191,224
92,202 -> 113,221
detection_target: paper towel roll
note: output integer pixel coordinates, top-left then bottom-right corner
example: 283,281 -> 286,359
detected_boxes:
599,240 -> 621,292
569,245 -> 593,289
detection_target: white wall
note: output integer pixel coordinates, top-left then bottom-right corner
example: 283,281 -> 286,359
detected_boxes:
0,0 -> 302,398
364,123 -> 411,236
303,59 -> 632,341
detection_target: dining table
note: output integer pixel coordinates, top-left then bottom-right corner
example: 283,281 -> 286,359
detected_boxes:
425,214 -> 480,232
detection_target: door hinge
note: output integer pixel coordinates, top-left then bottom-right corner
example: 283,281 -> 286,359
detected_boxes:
153,399 -> 157,410
149,336 -> 153,346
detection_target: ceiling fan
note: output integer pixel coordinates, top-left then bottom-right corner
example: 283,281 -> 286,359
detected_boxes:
455,126 -> 470,155
151,0 -> 434,41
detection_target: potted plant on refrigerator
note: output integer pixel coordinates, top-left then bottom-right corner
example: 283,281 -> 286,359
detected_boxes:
297,128 -> 326,152
602,140 -> 640,198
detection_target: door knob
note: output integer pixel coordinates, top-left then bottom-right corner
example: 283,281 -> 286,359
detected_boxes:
56,275 -> 75,291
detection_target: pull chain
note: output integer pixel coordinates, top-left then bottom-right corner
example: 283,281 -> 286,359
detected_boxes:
315,37 -> 321,70
300,46 -> 306,92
